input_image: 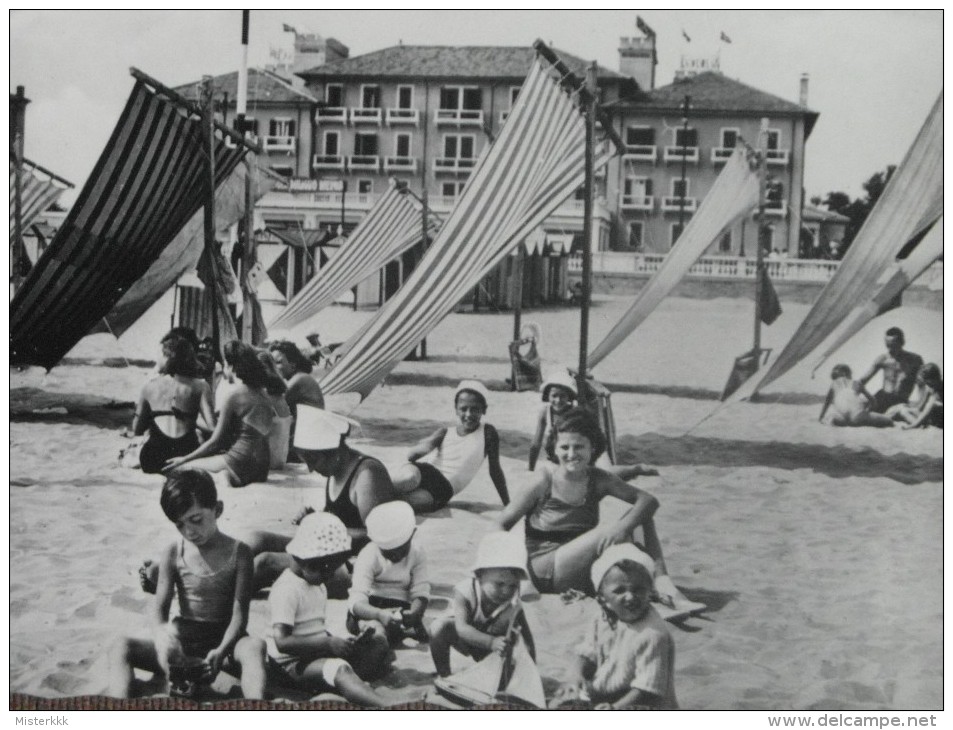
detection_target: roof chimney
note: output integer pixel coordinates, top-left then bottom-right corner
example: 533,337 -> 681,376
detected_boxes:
799,73 -> 809,106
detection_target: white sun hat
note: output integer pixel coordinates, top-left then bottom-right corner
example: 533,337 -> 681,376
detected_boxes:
293,405 -> 354,451
366,501 -> 417,550
590,543 -> 656,592
286,512 -> 352,559
472,531 -> 528,579
541,370 -> 578,401
455,379 -> 490,408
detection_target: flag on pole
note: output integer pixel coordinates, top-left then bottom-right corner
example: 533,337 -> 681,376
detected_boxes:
682,29 -> 692,42
282,23 -> 296,34
759,268 -> 782,325
720,31 -> 732,43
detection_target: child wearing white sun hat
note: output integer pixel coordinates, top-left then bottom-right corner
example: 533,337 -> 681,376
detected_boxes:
347,501 -> 431,644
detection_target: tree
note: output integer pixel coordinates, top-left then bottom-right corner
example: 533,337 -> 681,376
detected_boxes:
815,165 -> 897,258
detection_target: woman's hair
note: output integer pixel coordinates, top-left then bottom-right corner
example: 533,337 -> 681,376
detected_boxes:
831,364 -> 852,380
162,326 -> 199,352
256,349 -> 288,396
554,407 -> 606,463
919,362 -> 942,388
159,335 -> 201,377
223,340 -> 269,389
268,339 -> 314,374
160,469 -> 217,522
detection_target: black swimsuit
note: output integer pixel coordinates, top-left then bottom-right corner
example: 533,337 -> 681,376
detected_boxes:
139,407 -> 200,474
324,456 -> 371,529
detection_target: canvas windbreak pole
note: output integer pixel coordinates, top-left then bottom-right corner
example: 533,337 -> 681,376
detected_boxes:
269,181 -> 428,331
740,92 -> 942,398
9,159 -> 72,241
587,146 -> 761,370
10,78 -> 247,370
319,51 -> 617,400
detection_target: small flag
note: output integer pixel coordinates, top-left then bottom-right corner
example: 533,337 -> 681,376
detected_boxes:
720,31 -> 732,43
636,16 -> 656,38
282,23 -> 296,34
682,29 -> 691,42
759,268 -> 782,325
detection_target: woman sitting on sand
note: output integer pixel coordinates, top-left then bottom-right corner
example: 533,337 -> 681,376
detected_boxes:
496,407 -> 702,613
132,334 -> 214,475
163,340 -> 275,488
886,362 -> 943,429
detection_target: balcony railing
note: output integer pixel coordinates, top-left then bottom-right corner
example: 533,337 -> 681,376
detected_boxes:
761,200 -> 787,218
347,155 -> 381,171
312,192 -> 379,208
262,135 -> 295,154
224,134 -> 258,149
385,108 -> 419,126
383,156 -> 417,173
434,109 -> 484,126
350,107 -> 382,125
663,145 -> 700,163
434,157 -> 477,175
620,194 -> 654,211
711,146 -> 735,164
661,196 -> 697,212
622,145 -> 657,163
312,154 -> 346,171
766,149 -> 790,166
315,107 -> 347,124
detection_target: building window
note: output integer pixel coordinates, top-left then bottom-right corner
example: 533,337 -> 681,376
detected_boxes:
509,86 -> 521,108
244,118 -> 260,136
395,133 -> 412,157
269,118 -> 296,137
440,86 -> 482,111
396,85 -> 414,109
766,129 -> 781,150
673,127 -> 698,147
759,224 -> 775,252
670,223 -> 684,247
626,126 -> 655,146
441,181 -> 466,197
627,221 -> 644,249
360,85 -> 381,109
326,84 -> 343,106
323,131 -> 340,155
354,133 -> 379,155
720,128 -> 740,148
443,134 -> 475,159
671,177 -> 691,198
718,230 -> 732,253
624,176 -> 653,197
357,180 -> 373,194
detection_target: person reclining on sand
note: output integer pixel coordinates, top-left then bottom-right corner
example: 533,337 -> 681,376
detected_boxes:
818,364 -> 893,428
109,470 -> 266,699
858,327 -> 924,414
391,380 -> 509,514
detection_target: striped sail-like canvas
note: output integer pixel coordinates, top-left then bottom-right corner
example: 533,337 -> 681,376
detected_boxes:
10,78 -> 248,369
9,158 -> 72,242
319,51 -> 617,400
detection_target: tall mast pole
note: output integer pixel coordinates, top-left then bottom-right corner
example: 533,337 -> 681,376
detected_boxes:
577,62 -> 597,397
203,75 -> 221,357
511,244 -> 524,390
238,10 -> 256,343
11,86 -> 29,293
753,117 -> 769,355
677,95 -> 690,244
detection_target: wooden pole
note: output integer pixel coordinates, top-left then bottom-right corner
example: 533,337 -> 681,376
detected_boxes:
753,117 -> 769,355
511,244 -> 525,391
238,10 -> 255,344
677,95 -> 690,244
577,63 -> 597,397
203,76 -> 221,358
11,86 -> 29,292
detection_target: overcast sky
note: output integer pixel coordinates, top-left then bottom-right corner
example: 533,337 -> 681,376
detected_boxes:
10,9 -> 942,206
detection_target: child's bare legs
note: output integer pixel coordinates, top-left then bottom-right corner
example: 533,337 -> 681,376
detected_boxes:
108,636 -> 163,698
296,658 -> 387,707
856,411 -> 896,428
429,617 -> 458,676
346,632 -> 392,681
232,636 -> 267,699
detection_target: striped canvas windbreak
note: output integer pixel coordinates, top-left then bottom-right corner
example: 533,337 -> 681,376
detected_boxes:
270,182 -> 426,331
738,92 -> 942,399
587,146 -> 761,370
319,53 -> 616,399
9,158 -> 72,241
10,79 -> 247,370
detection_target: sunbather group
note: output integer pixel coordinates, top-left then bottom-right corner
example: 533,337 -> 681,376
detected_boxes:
110,327 -> 707,707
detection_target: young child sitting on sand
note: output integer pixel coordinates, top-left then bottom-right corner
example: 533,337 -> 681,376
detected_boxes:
553,543 -> 678,710
267,512 -> 392,707
528,371 -> 658,479
886,362 -> 944,429
430,531 -> 536,677
391,380 -> 509,513
347,501 -> 430,645
819,364 -> 893,427
108,470 -> 266,699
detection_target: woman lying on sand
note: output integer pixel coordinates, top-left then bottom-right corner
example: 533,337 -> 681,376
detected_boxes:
497,407 -> 702,613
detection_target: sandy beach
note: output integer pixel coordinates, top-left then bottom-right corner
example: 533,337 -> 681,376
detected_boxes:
9,294 -> 943,709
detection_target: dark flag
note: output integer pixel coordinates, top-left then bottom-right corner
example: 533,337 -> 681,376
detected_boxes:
636,16 -> 656,38
282,23 -> 296,34
720,31 -> 732,43
682,29 -> 692,42
760,268 -> 782,325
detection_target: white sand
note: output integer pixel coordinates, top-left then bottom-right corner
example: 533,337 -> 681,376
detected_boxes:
10,295 -> 942,709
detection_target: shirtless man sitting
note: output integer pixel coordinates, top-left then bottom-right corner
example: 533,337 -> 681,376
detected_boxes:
858,327 -> 924,414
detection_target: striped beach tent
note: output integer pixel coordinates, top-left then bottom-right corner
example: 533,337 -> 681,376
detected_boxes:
587,145 -> 762,370
319,45 -> 618,399
9,158 -> 73,243
10,75 -> 249,370
270,180 -> 429,331
736,91 -> 942,399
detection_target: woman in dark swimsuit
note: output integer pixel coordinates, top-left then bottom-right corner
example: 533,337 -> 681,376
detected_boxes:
133,336 -> 214,475
164,341 -> 275,487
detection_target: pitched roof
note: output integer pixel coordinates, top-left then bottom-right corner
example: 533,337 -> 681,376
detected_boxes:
802,204 -> 850,224
630,72 -> 818,135
173,68 -> 316,107
297,45 -> 626,83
